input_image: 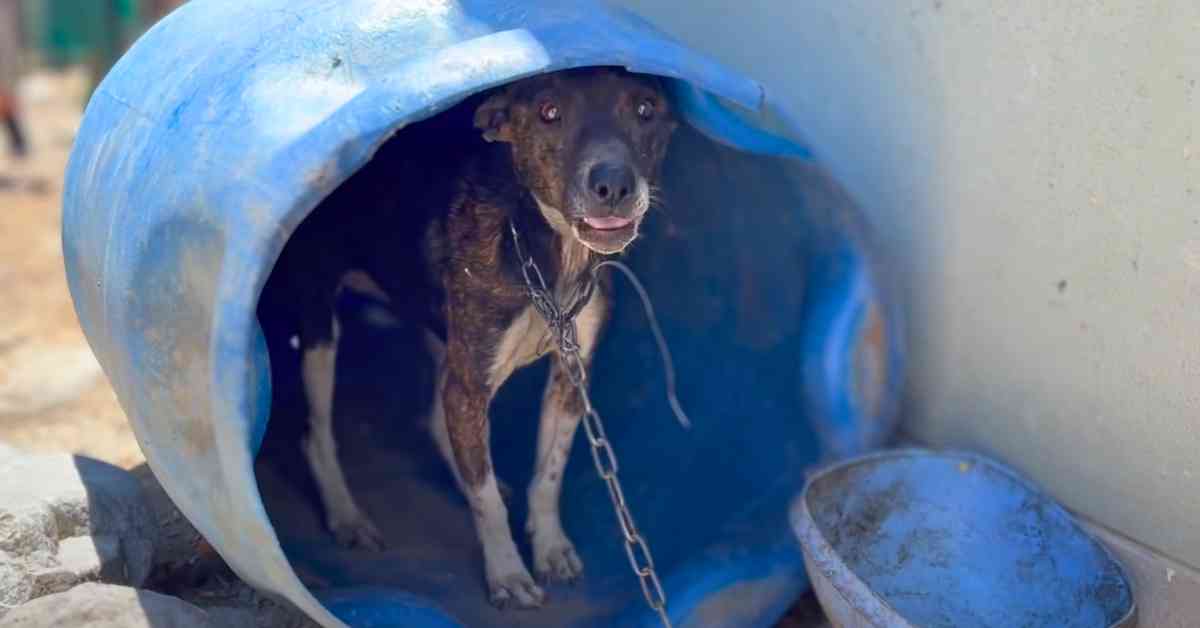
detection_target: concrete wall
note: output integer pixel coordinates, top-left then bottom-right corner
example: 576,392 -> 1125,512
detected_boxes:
616,0 -> 1200,568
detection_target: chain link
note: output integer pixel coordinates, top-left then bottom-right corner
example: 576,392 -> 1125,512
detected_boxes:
509,220 -> 673,628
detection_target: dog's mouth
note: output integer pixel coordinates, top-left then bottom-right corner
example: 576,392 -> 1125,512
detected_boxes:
582,215 -> 635,231
573,215 -> 640,254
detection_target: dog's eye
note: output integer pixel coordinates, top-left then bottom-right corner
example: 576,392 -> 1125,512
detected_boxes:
539,102 -> 561,123
637,99 -> 656,120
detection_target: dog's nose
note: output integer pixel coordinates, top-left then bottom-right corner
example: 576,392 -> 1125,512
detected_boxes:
587,162 -> 636,209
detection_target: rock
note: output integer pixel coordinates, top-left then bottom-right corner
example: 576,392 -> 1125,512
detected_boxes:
0,583 -> 219,628
0,551 -> 33,610
32,535 -> 124,597
0,453 -> 156,613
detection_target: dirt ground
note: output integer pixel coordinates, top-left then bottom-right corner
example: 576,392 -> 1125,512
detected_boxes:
0,68 -> 144,469
0,67 -> 325,628
0,69 -> 827,627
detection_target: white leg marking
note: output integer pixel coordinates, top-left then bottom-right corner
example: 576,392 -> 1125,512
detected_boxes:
301,317 -> 385,551
527,368 -> 585,584
434,325 -> 541,607
527,291 -> 605,584
472,473 -> 545,608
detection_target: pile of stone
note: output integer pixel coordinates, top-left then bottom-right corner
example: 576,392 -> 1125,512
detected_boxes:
0,443 -> 311,628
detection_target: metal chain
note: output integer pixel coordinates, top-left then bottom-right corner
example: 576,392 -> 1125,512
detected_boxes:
509,220 -> 673,628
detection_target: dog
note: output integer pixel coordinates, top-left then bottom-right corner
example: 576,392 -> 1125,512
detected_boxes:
261,67 -> 678,609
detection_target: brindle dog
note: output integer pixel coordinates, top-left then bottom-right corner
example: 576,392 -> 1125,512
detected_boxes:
262,67 -> 677,608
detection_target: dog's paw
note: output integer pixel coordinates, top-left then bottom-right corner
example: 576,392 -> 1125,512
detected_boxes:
534,540 -> 584,584
530,521 -> 584,584
330,515 -> 386,552
488,570 -> 546,609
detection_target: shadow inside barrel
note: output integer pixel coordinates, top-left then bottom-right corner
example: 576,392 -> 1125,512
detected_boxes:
249,106 -> 831,627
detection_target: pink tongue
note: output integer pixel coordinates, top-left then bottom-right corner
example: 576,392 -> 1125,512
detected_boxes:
584,216 -> 633,230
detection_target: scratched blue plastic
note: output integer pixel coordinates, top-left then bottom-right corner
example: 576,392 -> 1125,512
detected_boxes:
793,450 -> 1136,628
61,1 -> 904,626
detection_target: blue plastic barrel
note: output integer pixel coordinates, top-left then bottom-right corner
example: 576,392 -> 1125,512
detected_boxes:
62,1 -> 905,626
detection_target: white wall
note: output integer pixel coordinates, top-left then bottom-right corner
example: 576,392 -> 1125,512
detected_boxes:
616,0 -> 1200,568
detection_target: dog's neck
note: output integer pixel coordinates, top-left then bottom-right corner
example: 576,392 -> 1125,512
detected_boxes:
508,198 -> 594,306
486,146 -> 595,304
535,199 -> 593,285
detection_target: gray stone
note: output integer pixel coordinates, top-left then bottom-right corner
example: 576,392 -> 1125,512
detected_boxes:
0,550 -> 33,611
0,453 -> 156,613
0,583 -> 218,628
32,535 -> 123,597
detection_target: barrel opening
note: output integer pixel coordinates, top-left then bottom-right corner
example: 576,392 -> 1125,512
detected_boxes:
250,75 -> 837,626
61,3 -> 903,623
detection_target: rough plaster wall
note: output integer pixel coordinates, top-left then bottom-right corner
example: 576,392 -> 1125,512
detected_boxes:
615,0 -> 1200,568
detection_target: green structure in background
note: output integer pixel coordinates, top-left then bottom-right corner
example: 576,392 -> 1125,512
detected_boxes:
23,0 -> 146,101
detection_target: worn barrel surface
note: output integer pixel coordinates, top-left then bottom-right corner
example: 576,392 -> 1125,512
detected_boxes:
62,1 -> 904,626
792,450 -> 1136,628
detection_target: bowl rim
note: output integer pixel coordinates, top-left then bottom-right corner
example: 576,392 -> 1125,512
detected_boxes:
790,447 -> 1138,628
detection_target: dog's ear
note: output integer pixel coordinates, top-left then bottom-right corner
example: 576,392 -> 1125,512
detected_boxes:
474,92 -> 513,143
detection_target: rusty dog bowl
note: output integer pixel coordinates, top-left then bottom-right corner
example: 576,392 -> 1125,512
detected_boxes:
62,0 -> 905,626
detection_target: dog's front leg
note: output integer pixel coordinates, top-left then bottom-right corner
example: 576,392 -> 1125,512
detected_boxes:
526,358 -> 587,584
527,290 -> 607,584
300,313 -> 385,551
442,338 -> 545,609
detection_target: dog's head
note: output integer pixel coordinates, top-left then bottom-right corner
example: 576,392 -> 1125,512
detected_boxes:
475,68 -> 678,254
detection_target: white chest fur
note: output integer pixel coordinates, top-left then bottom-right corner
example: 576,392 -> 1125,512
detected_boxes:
487,306 -> 552,392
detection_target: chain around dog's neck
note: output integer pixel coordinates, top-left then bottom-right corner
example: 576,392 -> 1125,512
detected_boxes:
505,218 -> 690,429
507,214 -> 596,323
507,218 -> 690,628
